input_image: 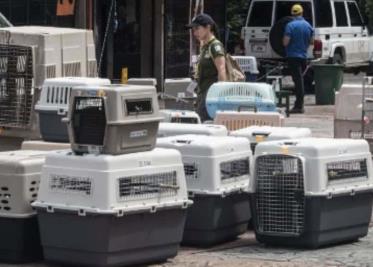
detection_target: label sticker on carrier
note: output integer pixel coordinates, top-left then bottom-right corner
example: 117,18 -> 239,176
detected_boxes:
130,129 -> 148,138
87,145 -> 101,154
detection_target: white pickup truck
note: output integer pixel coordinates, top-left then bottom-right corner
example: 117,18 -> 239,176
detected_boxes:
242,0 -> 372,76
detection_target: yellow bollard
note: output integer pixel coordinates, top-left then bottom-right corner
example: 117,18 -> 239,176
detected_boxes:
121,67 -> 128,84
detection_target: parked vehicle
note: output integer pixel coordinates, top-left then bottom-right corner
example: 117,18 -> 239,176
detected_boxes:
242,0 -> 371,74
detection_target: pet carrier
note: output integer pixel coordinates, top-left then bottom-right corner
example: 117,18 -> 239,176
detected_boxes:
0,26 -> 95,87
164,78 -> 194,97
0,27 -> 97,140
127,78 -> 157,86
214,110 -> 284,131
230,126 -> 311,153
251,138 -> 373,248
206,82 -> 277,118
65,84 -> 163,155
157,135 -> 252,246
35,77 -> 111,142
157,122 -> 228,137
231,56 -> 259,81
0,150 -> 47,262
32,148 -> 191,267
21,140 -> 70,151
86,30 -> 98,77
160,109 -> 201,124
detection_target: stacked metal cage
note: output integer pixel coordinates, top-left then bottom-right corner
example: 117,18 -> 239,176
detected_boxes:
157,135 -> 252,246
251,138 -> 373,248
0,150 -> 47,262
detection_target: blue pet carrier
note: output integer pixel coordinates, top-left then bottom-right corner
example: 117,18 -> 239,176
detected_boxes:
206,82 -> 277,119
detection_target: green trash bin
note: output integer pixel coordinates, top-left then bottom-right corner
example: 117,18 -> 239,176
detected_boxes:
313,64 -> 344,105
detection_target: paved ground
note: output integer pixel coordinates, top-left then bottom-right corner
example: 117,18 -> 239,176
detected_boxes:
3,88 -> 373,267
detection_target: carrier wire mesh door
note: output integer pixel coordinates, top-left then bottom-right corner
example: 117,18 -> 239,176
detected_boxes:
0,44 -> 33,129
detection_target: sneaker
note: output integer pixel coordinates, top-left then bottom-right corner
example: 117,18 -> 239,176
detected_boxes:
289,107 -> 304,114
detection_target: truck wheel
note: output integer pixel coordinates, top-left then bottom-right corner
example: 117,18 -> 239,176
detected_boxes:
329,53 -> 344,64
269,16 -> 294,57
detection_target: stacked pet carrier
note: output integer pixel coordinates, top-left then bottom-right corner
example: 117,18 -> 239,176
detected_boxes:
35,77 -> 111,142
230,126 -> 312,153
251,138 -> 373,248
157,135 -> 252,246
334,83 -> 363,139
33,83 -> 191,266
0,150 -> 47,262
160,109 -> 201,124
206,82 -> 277,119
158,122 -> 228,137
65,84 -> 163,155
231,56 -> 259,82
162,78 -> 196,110
215,111 -> 284,131
0,26 -> 98,141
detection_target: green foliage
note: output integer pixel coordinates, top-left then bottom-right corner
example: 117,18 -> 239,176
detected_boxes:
226,0 -> 250,52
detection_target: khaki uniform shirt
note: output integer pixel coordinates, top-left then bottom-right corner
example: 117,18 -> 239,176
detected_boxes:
197,38 -> 225,94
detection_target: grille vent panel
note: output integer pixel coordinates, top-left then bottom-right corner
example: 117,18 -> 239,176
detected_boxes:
220,158 -> 250,181
118,171 -> 178,201
327,159 -> 368,181
256,155 -> 305,236
184,163 -> 199,179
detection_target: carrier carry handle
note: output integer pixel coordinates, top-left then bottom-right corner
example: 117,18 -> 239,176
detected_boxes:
252,132 -> 270,137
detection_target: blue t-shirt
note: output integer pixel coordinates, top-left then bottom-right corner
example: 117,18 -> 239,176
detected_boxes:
284,17 -> 314,59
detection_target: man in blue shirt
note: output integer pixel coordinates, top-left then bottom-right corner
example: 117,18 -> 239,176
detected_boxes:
283,4 -> 314,114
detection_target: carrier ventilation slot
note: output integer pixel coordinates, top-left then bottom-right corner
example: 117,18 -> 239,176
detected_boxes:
88,60 -> 98,77
46,86 -> 72,104
327,159 -> 368,181
256,155 -> 305,236
220,158 -> 250,181
184,163 -> 199,179
49,175 -> 92,195
46,65 -> 56,79
118,171 -> 178,200
0,186 -> 11,211
250,143 -> 257,153
72,97 -> 106,146
63,62 -> 82,76
0,44 -> 33,128
170,117 -> 199,124
125,99 -> 153,115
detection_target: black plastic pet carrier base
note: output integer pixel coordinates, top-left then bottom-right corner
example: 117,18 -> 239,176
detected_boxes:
0,216 -> 43,263
37,208 -> 187,267
182,193 -> 251,247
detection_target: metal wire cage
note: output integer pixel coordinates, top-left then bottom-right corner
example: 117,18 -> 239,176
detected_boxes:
0,44 -> 34,129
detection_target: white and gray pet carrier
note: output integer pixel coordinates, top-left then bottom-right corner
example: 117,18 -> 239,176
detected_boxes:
65,84 -> 163,155
230,126 -> 312,153
160,109 -> 201,124
0,150 -> 48,262
157,134 -> 252,246
32,148 -> 191,267
158,122 -> 228,137
251,138 -> 373,248
35,77 -> 111,142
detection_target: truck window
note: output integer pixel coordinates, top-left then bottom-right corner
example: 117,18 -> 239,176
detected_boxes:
248,1 -> 273,27
334,2 -> 348,26
275,1 -> 313,26
315,0 -> 333,27
347,2 -> 364,26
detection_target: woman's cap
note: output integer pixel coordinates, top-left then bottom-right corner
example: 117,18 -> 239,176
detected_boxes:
186,13 -> 215,28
